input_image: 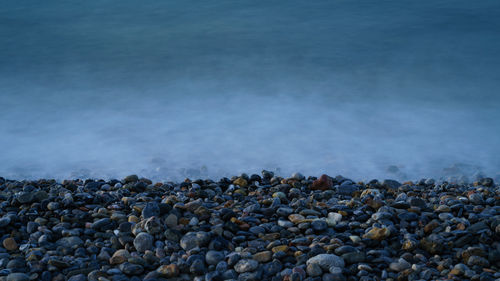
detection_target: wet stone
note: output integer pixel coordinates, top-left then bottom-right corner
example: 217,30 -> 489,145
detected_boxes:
420,234 -> 445,254
467,256 -> 489,267
156,264 -> 179,278
306,254 -> 345,271
110,249 -> 130,265
190,258 -> 206,275
120,262 -> 144,275
6,273 -> 30,281
311,220 -> 328,232
341,252 -> 365,264
165,214 -> 178,228
0,217 -> 11,227
91,218 -> 112,231
206,250 -> 225,265
307,262 -> 323,276
389,258 -> 411,272
142,202 -> 160,218
133,232 -> 153,253
67,275 -> 87,281
409,198 -> 426,208
311,174 -> 333,190
234,259 -> 259,273
363,227 -> 391,240
2,238 -> 18,251
0,172 -> 495,280
253,251 -> 272,263
180,231 -> 211,250
56,236 -> 84,248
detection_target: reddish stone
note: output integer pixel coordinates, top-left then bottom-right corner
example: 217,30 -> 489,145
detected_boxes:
311,174 -> 333,190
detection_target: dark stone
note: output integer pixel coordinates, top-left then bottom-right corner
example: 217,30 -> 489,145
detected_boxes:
119,262 -> 144,275
91,218 -> 113,231
311,220 -> 328,232
142,202 -> 160,219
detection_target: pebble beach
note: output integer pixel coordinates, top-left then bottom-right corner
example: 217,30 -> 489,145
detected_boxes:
0,172 -> 498,281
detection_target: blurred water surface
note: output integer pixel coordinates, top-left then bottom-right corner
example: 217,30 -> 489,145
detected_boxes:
1,0 -> 500,180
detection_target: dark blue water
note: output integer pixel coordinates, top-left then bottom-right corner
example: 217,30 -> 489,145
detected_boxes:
1,1 -> 500,181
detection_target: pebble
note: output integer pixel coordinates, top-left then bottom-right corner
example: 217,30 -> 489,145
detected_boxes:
133,232 -> 153,253
206,250 -> 225,265
307,263 -> 323,276
2,238 -> 17,251
311,220 -> 328,231
142,202 -> 160,218
0,217 -> 11,227
311,174 -> 333,190
110,249 -> 130,265
0,172 -> 494,280
156,264 -> 179,278
190,258 -> 206,275
363,226 -> 391,240
180,231 -> 211,250
6,273 -> 30,281
253,251 -> 272,263
234,259 -> 259,273
326,212 -> 342,226
120,262 -> 144,275
56,236 -> 84,248
389,258 -> 411,272
306,254 -> 345,271
165,214 -> 178,228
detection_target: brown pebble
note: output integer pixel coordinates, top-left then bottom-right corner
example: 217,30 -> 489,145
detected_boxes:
253,251 -> 272,262
363,226 -> 391,240
157,264 -> 179,278
3,237 -> 18,251
233,177 -> 248,187
272,245 -> 289,253
424,220 -> 440,234
311,174 -> 333,190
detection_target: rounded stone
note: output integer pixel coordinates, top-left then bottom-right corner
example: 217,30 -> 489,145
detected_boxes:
119,262 -> 144,275
47,202 -> 60,211
180,231 -> 211,250
307,262 -> 323,276
326,212 -> 342,226
206,250 -> 225,265
466,256 -> 489,267
56,236 -> 84,249
124,174 -> 139,183
288,214 -> 306,224
3,238 -> 18,251
156,264 -> 179,278
0,217 -> 11,227
142,202 -> 160,218
306,254 -> 345,271
91,218 -> 112,231
362,227 -> 391,240
253,251 -> 272,263
190,259 -> 206,275
389,258 -> 411,272
165,214 -> 178,228
272,245 -> 289,253
68,274 -> 86,281
110,249 -> 131,265
6,273 -> 30,281
133,232 -> 154,253
311,220 -> 328,231
234,259 -> 259,273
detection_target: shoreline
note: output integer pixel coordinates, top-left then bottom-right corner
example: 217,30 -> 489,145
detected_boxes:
0,172 -> 498,281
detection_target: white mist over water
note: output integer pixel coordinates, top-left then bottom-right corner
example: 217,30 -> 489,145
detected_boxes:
1,0 -> 500,181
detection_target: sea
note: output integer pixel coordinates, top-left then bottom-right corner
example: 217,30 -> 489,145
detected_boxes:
1,0 -> 499,181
